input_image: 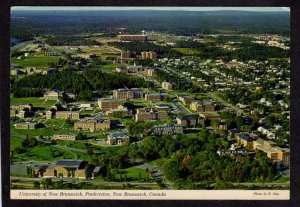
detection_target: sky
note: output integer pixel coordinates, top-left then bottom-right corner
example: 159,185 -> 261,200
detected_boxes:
12,7 -> 290,12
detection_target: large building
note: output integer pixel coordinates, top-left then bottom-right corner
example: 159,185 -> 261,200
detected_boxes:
190,100 -> 215,112
44,90 -> 75,101
55,111 -> 80,120
117,35 -> 148,42
105,106 -> 130,117
107,132 -> 130,145
74,117 -> 111,132
177,94 -> 195,105
52,134 -> 76,141
135,108 -> 168,122
141,51 -> 157,60
112,88 -> 143,99
150,124 -> 183,136
14,122 -> 38,130
176,114 -> 201,128
98,98 -> 125,112
145,93 -> 168,102
43,160 -> 90,179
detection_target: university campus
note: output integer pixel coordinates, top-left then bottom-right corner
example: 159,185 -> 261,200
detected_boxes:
10,7 -> 290,190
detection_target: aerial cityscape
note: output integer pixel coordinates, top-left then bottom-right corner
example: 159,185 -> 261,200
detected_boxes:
10,7 -> 290,190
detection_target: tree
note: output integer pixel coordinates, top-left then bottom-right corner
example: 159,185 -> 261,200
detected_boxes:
33,181 -> 40,189
41,178 -> 52,189
163,160 -> 180,181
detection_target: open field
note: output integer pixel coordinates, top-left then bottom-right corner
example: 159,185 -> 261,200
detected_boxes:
11,97 -> 57,110
173,48 -> 202,55
11,55 -> 60,69
10,136 -> 23,151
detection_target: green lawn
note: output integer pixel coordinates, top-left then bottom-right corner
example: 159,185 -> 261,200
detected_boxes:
173,48 -> 202,55
101,63 -> 128,71
11,97 -> 57,110
11,55 -> 60,69
10,136 -> 23,151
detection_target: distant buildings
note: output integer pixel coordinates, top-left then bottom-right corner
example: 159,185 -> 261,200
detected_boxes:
161,81 -> 173,90
74,117 -> 111,132
98,98 -> 125,112
112,88 -> 143,99
190,100 -> 215,112
105,106 -> 130,117
135,108 -> 168,122
43,160 -> 91,179
52,134 -> 76,141
141,51 -> 157,60
120,50 -> 132,59
117,35 -> 148,42
107,132 -> 129,145
145,93 -> 168,102
14,122 -> 39,130
145,68 -> 156,77
150,124 -> 183,135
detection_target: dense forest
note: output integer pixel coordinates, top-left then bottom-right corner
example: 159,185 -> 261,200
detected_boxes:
11,69 -> 149,100
44,36 -> 101,46
175,39 -> 289,61
87,127 -> 277,189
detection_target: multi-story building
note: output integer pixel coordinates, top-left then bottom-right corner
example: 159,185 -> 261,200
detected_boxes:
52,134 -> 76,141
161,81 -> 173,90
107,132 -> 130,145
98,98 -> 125,112
236,133 -> 257,149
150,124 -> 183,135
55,111 -> 80,120
74,117 -> 111,132
105,106 -> 130,117
112,88 -> 143,99
145,93 -> 168,102
117,35 -> 148,42
176,114 -> 201,128
141,51 -> 157,60
43,160 -> 90,179
253,138 -> 290,166
190,100 -> 215,112
146,69 -> 156,77
14,122 -> 38,130
178,94 -> 195,105
46,111 -> 53,119
120,50 -> 132,59
135,108 -> 168,122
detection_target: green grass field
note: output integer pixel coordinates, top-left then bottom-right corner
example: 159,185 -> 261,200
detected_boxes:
11,97 -> 57,110
11,55 -> 59,69
10,136 -> 23,151
101,63 -> 128,71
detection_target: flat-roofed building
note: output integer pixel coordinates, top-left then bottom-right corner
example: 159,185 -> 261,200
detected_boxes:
14,122 -> 38,130
74,117 -> 111,132
107,132 -> 129,145
141,51 -> 157,60
43,160 -> 89,179
46,111 -> 53,119
135,108 -> 168,122
162,81 -> 173,90
253,138 -> 290,166
190,100 -> 215,112
56,111 -> 80,120
117,35 -> 148,42
52,134 -> 76,141
98,98 -> 125,112
146,69 -> 156,77
145,93 -> 168,102
112,88 -> 143,99
178,94 -> 195,105
121,50 -> 132,59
